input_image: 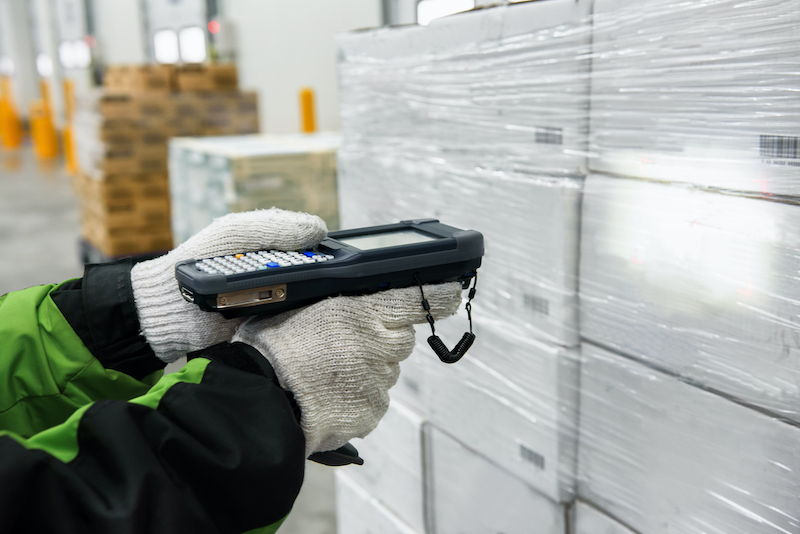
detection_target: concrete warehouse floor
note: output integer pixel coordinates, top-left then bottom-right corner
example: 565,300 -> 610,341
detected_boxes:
0,145 -> 337,534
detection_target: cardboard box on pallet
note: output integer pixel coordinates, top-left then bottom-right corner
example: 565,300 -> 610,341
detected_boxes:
76,140 -> 169,175
175,64 -> 238,92
577,342 -> 800,534
169,133 -> 340,245
341,402 -> 426,533
335,473 -> 420,534
426,318 -> 581,504
580,173 -> 800,421
104,65 -> 175,92
74,172 -> 170,204
589,0 -> 800,197
426,426 -> 567,534
81,215 -> 172,257
75,172 -> 173,256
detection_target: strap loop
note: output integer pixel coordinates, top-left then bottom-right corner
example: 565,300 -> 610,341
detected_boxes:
415,273 -> 478,364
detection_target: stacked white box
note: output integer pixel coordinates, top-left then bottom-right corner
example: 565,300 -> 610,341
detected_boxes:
577,342 -> 800,534
338,0 -> 593,179
168,133 -> 340,244
580,173 -> 800,420
337,1 -> 592,347
426,426 -> 567,534
339,157 -> 583,347
390,328 -> 438,417
335,2 -> 593,529
571,502 -> 636,534
589,0 -> 800,196
427,318 -> 580,503
335,473 -> 420,534
341,401 -> 426,533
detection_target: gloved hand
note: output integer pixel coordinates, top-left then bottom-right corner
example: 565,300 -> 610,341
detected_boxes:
232,283 -> 463,457
131,209 -> 327,363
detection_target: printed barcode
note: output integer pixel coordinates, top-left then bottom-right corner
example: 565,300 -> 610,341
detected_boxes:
520,444 -> 545,469
535,127 -> 563,146
760,135 -> 800,159
523,295 -> 550,316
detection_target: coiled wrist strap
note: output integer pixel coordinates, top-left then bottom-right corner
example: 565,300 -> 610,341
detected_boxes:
416,274 -> 477,364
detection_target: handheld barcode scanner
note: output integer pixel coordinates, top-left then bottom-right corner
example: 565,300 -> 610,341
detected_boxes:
175,219 -> 484,466
176,218 -> 484,364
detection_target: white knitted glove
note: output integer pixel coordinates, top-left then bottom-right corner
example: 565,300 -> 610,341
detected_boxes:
232,282 -> 463,457
131,209 -> 327,363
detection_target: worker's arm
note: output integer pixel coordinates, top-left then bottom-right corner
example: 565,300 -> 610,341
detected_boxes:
0,260 -> 167,438
0,341 -> 305,534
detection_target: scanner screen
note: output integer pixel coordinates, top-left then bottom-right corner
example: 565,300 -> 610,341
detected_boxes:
338,229 -> 436,250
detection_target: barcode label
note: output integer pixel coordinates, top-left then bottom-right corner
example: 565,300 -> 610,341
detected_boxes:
523,295 -> 550,316
520,444 -> 545,469
535,127 -> 563,145
760,135 -> 800,159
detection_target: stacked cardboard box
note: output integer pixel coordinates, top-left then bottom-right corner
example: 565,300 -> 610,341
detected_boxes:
575,1 -> 800,532
336,0 -> 800,533
73,64 -> 259,257
168,133 -> 340,245
336,1 -> 591,531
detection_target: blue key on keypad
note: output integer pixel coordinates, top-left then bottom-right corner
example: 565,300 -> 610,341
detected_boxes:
303,251 -> 316,257
266,262 -> 280,268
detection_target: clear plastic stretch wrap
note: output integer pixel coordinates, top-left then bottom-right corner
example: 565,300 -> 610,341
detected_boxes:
578,343 -> 800,534
335,0 -> 800,533
580,173 -> 800,421
590,0 -> 800,198
337,0 -> 593,178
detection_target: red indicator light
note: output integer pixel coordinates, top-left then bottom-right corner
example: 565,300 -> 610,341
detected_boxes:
208,20 -> 221,34
83,35 -> 97,48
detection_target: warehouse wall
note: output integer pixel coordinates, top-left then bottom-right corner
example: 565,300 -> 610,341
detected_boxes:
0,0 -> 37,119
92,0 -> 146,65
223,0 -> 382,134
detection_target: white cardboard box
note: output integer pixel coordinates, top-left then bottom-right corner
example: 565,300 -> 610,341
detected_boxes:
341,401 -> 426,533
338,158 -> 584,347
335,473 -> 420,534
169,134 -> 340,244
580,173 -> 800,421
390,327 -> 439,417
571,501 -> 636,534
589,0 -> 800,196
426,425 -> 567,534
577,342 -> 800,534
427,318 -> 580,503
337,0 -> 593,179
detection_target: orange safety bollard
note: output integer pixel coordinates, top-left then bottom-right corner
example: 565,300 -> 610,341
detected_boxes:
63,123 -> 79,174
29,99 -> 59,159
0,76 -> 23,149
62,79 -> 79,174
39,79 -> 53,116
63,79 -> 75,122
299,87 -> 317,133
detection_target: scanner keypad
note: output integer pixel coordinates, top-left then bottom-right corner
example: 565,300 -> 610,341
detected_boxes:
195,250 -> 334,275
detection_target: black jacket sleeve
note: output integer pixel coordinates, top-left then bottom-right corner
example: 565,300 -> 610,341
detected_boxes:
0,342 -> 306,534
0,261 -> 307,533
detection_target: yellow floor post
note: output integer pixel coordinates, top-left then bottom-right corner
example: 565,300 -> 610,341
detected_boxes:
63,79 -> 79,174
30,99 -> 59,159
300,87 -> 317,133
0,76 -> 23,149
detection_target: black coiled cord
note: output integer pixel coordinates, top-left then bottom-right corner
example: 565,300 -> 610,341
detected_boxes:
416,273 -> 478,364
